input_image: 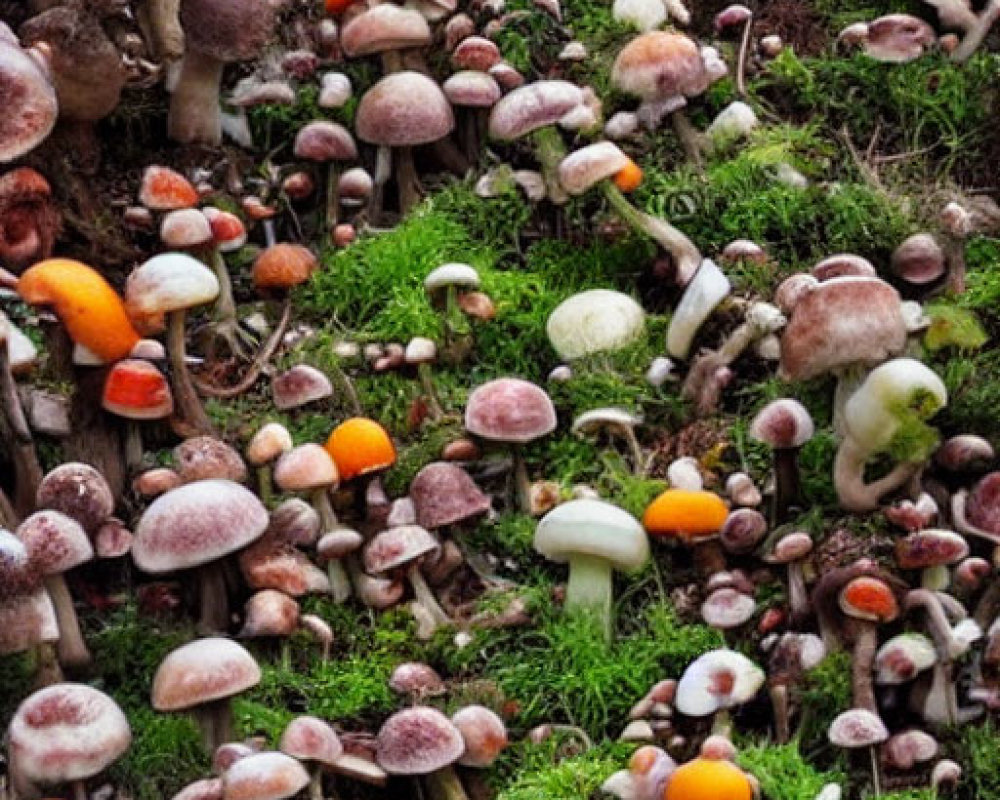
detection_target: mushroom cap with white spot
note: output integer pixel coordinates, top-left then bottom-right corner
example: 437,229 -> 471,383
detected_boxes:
126,252 -> 220,316
675,649 -> 765,716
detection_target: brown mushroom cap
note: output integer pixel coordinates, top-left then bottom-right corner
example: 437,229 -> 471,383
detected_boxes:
891,234 -> 945,285
36,462 -> 114,532
252,244 -> 318,292
828,708 -> 888,748
451,705 -> 508,768
341,5 -> 431,56
376,706 -> 465,775
272,365 -> 334,410
274,444 -> 339,493
611,31 -> 708,102
0,587 -> 59,656
279,716 -> 344,766
152,637 -> 261,711
410,462 -> 491,529
16,510 -> 92,575
452,36 -> 502,71
465,378 -> 557,444
174,436 -> 248,483
779,277 -> 906,380
356,72 -> 455,147
488,80 -> 584,141
0,26 -> 58,162
181,0 -> 279,62
222,752 -> 310,800
10,683 -> 131,785
293,121 -> 357,163
365,525 -> 440,574
810,253 -> 876,281
240,590 -> 300,638
0,167 -> 59,268
132,480 -> 269,573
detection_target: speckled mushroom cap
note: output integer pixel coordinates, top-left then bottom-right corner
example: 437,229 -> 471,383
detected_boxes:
409,462 -> 491,529
126,253 -> 220,317
0,26 -> 58,162
222,752 -> 310,800
36,462 -> 115,532
181,0 -> 279,62
749,398 -> 814,449
174,436 -> 248,483
341,5 -> 431,56
376,706 -> 465,775
0,528 -> 41,598
240,589 -> 301,637
535,499 -> 649,570
465,378 -> 556,444
152,637 -> 261,711
356,72 -> 455,147
779,277 -> 906,381
875,633 -> 937,684
10,683 -> 131,784
961,472 -> 1000,536
442,71 -> 502,107
611,31 -> 708,102
488,80 -> 585,141
451,706 -> 508,768
279,716 -> 343,766
895,529 -> 968,569
364,525 -> 440,573
558,142 -> 630,195
273,444 -> 339,492
547,289 -> 646,360
293,121 -> 357,162
0,589 -> 58,655
16,510 -> 93,575
132,480 -> 268,573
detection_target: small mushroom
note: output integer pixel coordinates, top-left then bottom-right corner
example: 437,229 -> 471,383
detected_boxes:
663,757 -> 752,800
246,422 -> 293,503
572,408 -> 645,473
602,746 -> 676,800
280,716 -> 343,800
376,707 -> 466,800
675,649 -> 765,734
643,489 -> 730,576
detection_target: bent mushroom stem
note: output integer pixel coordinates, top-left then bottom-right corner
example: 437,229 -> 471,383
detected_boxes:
769,682 -> 791,743
672,110 -> 704,167
198,561 -> 230,634
396,146 -> 421,215
565,553 -> 614,642
206,248 -> 250,361
168,49 -> 225,144
407,563 -> 451,633
683,319 -> 763,415
852,623 -> 878,713
423,766 -> 470,800
622,426 -> 646,475
417,363 -> 444,421
0,341 -> 43,517
45,574 -> 91,669
952,0 -> 1000,62
314,488 -> 352,603
168,308 -> 216,435
834,435 -> 920,513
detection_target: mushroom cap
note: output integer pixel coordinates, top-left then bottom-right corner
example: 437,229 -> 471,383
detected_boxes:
884,730 -> 938,771
547,289 -> 646,359
252,244 -> 318,292
341,5 -> 431,56
0,586 -> 59,655
0,32 -> 58,162
425,262 -> 480,291
701,588 -> 755,629
891,233 -> 945,285
488,80 -> 585,141
451,705 -> 507,768
611,31 -> 708,102
280,716 -> 343,766
875,633 -> 937,684
247,423 -> 293,466
126,253 -> 220,317
558,142 -> 630,195
223,752 -> 310,800
961,472 -> 1000,535
452,36 -> 502,71
16,510 -> 92,575
102,359 -> 174,420
465,378 -> 556,444
864,14 -> 936,62
675,649 -> 765,716
139,166 -> 199,210
203,209 -> 247,253
572,408 -> 642,437
389,662 -> 446,696
181,0 -> 279,62
0,311 -> 39,371
161,208 -> 213,249
749,398 -> 814,449
10,683 -> 131,784
935,434 -> 994,472
174,436 -> 247,483
779,277 -> 906,381
765,532 -> 813,564
18,259 -> 141,361
811,253 -> 876,282
643,489 -> 729,542
240,590 -> 300,638
132,480 -> 268,573
839,576 -> 899,623
36,462 -> 114,532
895,529 -> 968,569
666,259 -> 731,359
274,444 -> 339,492
534,499 -> 648,570
324,417 -> 396,480
719,509 -> 767,554
272,365 -> 334,410
356,71 -> 454,147
443,71 -> 502,107
152,637 -> 261,711
376,707 -> 465,775
828,709 -> 888,748
364,525 -> 440,573
293,121 -> 357,162
172,778 -> 225,800
410,462 -> 491,529
664,757 -> 752,800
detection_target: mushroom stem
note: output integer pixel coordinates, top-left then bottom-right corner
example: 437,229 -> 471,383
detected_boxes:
602,183 -> 701,281
952,0 -> 1000,61
511,446 -> 532,514
424,766 -> 470,800
973,580 -> 1000,630
769,682 -> 791,743
206,249 -> 244,350
195,698 -> 233,754
787,561 -> 808,620
533,126 -> 568,204
124,422 -> 144,473
941,232 -> 968,294
326,164 -> 341,236
832,367 -> 866,440
168,308 -> 216,435
417,363 -> 444,421
313,488 -> 352,603
396,146 -> 421,215
45,574 -> 91,669
852,623 -> 878,713
773,447 -> 801,521
330,361 -> 362,416
622,426 -> 646,475
198,561 -> 230,634
72,779 -> 87,800
565,553 -> 614,641
167,49 -> 225,145
146,0 -> 185,60
407,563 -> 451,635
682,318 -> 763,415
672,110 -> 704,167
308,767 -> 323,800
369,145 -> 391,224
736,17 -> 752,97
256,465 -> 273,505
0,339 -> 43,517
833,435 -> 920,513
870,745 -> 882,798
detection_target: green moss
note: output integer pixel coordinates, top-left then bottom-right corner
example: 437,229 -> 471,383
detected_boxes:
797,651 -> 853,757
738,741 -> 845,800
923,303 -> 988,352
0,652 -> 35,721
110,709 -> 207,800
494,739 -> 632,800
960,719 -> 1000,799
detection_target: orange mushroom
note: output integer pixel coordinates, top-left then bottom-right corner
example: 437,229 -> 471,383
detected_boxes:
643,488 -> 729,575
18,259 -> 140,361
613,158 -> 643,193
253,244 -> 318,294
325,0 -> 354,14
664,757 -> 753,800
324,417 -> 396,481
138,166 -> 198,211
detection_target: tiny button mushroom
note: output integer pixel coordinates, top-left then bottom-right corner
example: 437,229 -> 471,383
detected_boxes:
94,517 -> 133,559
572,408 -> 645,474
389,662 -> 446,699
602,745 -> 676,800
534,499 -> 649,640
862,14 -> 937,62
882,729 -> 938,771
935,434 -> 994,472
451,705 -> 507,768
875,633 -> 937,685
222,752 -> 310,800
719,508 -> 767,554
133,467 -> 182,498
239,589 -> 300,640
664,756 -> 753,800
272,365 -> 334,411
425,262 -> 480,350
547,289 -> 646,360
376,707 -> 466,798
701,587 -> 755,629
750,398 -> 814,521
247,422 -> 293,503
725,472 -> 760,507
253,244 -> 318,292
405,337 -> 445,420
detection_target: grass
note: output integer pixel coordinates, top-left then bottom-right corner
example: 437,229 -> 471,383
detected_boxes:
738,741 -> 845,800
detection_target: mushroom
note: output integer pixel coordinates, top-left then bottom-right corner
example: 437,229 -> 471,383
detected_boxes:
835,358 -> 947,512
882,729 -> 938,772
0,314 -> 44,517
750,398 -> 814,521
222,752 -> 310,800
196,207 -> 253,362
766,632 -> 826,743
643,488 -> 730,575
839,575 -> 899,713
293,121 -> 357,233
875,632 -> 937,686
951,471 -> 1000,547
405,337 -> 444,421
279,716 -> 343,800
246,422 -> 293,503
714,5 -> 753,96
891,233 -> 946,286
451,705 -> 507,768
602,746 -> 677,800
0,23 -> 58,162
410,461 -> 491,536
701,586 -> 755,629
0,167 -> 59,270
9,683 -> 131,800
465,378 -> 556,513
152,637 -> 261,753
443,71 -> 501,163
895,529 -> 968,589
763,531 -> 813,622
36,462 -> 114,534
132,480 -> 269,632
168,0 -> 279,144
125,253 -> 221,435
572,408 -> 645,473
174,436 -> 247,484
341,4 -> 431,72
534,498 -> 649,640
376,707 -> 467,800
0,529 -> 59,671
102,359 -> 174,471
323,417 -> 397,513
667,259 -> 731,358
424,263 -> 480,352
663,757 -> 753,800
828,708 -> 889,796
272,365 -> 334,411
675,649 -> 764,738
840,14 -> 937,62
390,662 -> 446,699
546,289 -> 646,360
139,166 -> 199,211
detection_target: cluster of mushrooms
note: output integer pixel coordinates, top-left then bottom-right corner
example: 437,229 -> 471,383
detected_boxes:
2,0 -> 1000,799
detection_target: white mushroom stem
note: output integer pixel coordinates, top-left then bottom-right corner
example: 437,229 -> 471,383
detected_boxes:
787,560 -> 808,620
952,0 -> 1000,61
168,49 -> 225,145
603,183 -> 701,285
736,15 -> 752,96
833,435 -> 920,513
423,765 -> 470,800
564,553 -> 616,641
325,163 -> 341,234
313,489 -> 352,603
534,127 -> 569,204
205,247 -> 250,361
511,445 -> 532,514
45,573 -> 91,669
167,308 -> 216,435
407,562 -> 452,639
146,0 -> 184,60
769,682 -> 791,743
906,589 -> 962,725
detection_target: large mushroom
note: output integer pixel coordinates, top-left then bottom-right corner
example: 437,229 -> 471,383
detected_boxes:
0,23 -> 58,162
376,707 -> 467,800
546,289 -> 646,361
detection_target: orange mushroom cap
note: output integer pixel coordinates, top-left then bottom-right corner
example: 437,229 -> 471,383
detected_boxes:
325,0 -> 354,14
664,757 -> 753,800
102,359 -> 173,420
642,489 -> 729,541
253,244 -> 318,292
840,575 -> 899,623
138,166 -> 198,211
613,158 -> 643,193
18,258 -> 140,361
324,417 -> 396,481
